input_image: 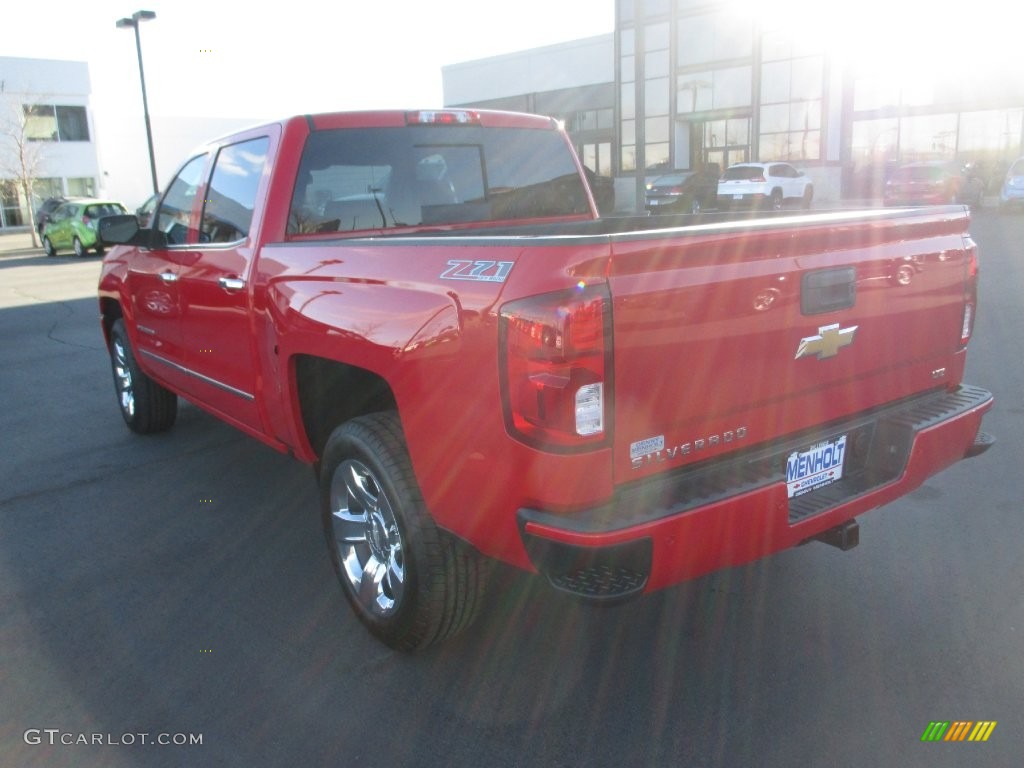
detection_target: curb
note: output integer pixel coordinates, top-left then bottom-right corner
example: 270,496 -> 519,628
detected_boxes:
0,249 -> 45,258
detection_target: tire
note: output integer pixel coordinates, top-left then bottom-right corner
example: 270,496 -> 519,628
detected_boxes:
802,185 -> 814,209
95,244 -> 105,257
689,196 -> 702,215
108,319 -> 177,434
43,236 -> 56,258
769,189 -> 784,211
320,412 -> 488,651
73,237 -> 86,258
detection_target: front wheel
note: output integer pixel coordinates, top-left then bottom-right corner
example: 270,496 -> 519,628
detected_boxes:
321,412 -> 488,651
802,185 -> 814,209
769,189 -> 784,211
108,319 -> 177,433
43,236 -> 56,257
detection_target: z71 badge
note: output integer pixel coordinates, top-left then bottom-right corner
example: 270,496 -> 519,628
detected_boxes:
440,260 -> 514,283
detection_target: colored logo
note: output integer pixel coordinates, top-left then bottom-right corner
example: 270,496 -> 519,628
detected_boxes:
794,323 -> 858,360
921,721 -> 997,742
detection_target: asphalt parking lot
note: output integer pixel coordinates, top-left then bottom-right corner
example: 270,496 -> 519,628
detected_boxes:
1,210 -> 1022,767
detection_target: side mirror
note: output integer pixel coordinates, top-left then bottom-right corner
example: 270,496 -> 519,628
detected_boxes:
98,214 -> 142,245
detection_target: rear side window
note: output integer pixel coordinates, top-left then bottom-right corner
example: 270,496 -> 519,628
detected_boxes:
84,203 -> 126,218
201,136 -> 269,244
288,125 -> 589,234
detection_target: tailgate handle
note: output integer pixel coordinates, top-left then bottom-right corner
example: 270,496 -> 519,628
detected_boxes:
802,267 -> 856,315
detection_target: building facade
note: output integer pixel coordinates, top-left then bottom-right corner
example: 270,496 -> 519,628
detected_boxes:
444,1 -> 1024,212
619,0 -> 1023,207
0,57 -> 100,230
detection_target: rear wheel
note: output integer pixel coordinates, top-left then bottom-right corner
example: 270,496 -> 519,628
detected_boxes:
689,196 -> 702,215
109,319 -> 177,433
321,412 -> 488,651
769,189 -> 784,211
73,237 -> 86,258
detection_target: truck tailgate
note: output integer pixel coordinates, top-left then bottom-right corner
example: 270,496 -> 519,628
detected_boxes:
607,208 -> 975,486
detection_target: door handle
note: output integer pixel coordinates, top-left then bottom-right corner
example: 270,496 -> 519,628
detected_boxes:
218,276 -> 245,291
159,271 -> 178,283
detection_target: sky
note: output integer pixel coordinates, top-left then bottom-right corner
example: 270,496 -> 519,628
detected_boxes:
5,0 -> 615,120
3,0 -> 614,204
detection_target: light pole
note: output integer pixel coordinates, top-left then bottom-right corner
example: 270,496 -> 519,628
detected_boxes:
116,10 -> 159,195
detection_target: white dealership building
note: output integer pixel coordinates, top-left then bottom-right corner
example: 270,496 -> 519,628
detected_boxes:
0,57 -> 101,229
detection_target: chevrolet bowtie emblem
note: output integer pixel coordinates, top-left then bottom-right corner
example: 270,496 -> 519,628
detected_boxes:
795,323 -> 858,360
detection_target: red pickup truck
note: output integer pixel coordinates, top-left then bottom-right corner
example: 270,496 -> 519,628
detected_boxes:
98,110 -> 994,650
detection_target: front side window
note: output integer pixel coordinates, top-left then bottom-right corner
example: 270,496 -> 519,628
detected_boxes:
288,126 -> 588,235
201,137 -> 269,244
155,155 -> 208,245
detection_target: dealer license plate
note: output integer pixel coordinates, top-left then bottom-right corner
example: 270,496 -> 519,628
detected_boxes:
786,434 -> 847,499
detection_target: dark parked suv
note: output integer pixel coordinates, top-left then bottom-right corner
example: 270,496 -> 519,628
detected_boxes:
35,196 -> 71,236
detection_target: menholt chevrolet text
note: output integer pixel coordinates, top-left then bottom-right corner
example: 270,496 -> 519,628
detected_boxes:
96,109 -> 994,650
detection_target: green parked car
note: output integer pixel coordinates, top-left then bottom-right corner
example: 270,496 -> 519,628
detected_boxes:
42,199 -> 128,257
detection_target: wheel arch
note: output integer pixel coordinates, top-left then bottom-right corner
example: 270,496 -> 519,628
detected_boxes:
99,298 -> 124,347
293,354 -> 398,461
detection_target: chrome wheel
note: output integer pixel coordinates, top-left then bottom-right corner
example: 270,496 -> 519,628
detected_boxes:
108,319 -> 177,434
320,413 -> 487,650
330,458 -> 405,618
112,338 -> 135,418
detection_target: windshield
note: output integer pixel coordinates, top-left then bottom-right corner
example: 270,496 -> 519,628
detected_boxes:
288,125 -> 589,234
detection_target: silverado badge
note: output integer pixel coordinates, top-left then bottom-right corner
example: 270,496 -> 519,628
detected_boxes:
795,323 -> 858,360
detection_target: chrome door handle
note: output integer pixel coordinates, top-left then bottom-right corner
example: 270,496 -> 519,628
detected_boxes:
159,271 -> 178,283
218,276 -> 245,291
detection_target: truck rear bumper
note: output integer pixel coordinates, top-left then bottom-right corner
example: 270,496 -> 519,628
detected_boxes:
518,385 -> 993,600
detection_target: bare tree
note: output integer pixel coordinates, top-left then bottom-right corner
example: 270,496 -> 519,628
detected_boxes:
0,95 -> 49,247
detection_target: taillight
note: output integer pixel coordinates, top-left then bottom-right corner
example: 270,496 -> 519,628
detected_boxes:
500,283 -> 612,451
961,237 -> 978,346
